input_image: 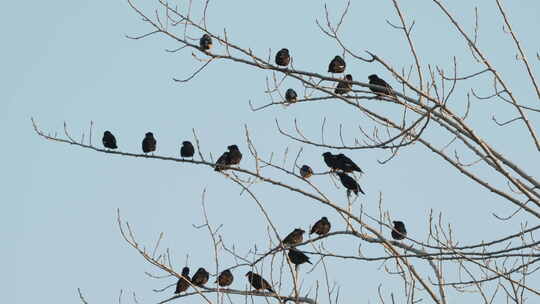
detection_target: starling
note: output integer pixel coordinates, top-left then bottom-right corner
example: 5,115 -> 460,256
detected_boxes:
216,269 -> 234,287
245,271 -> 274,293
322,152 -> 339,171
282,228 -> 305,246
227,145 -> 242,165
142,132 -> 156,154
310,216 -> 331,236
336,172 -> 364,196
191,267 -> 209,287
288,248 -> 312,266
299,165 -> 313,179
334,153 -> 363,173
214,151 -> 230,171
180,141 -> 195,158
391,221 -> 407,240
285,88 -> 298,103
175,267 -> 190,294
368,74 -> 394,96
199,34 -> 212,51
334,74 -> 353,95
102,131 -> 117,149
328,55 -> 346,73
275,48 -> 290,67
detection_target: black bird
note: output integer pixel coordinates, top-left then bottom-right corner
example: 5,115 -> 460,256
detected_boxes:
175,267 -> 190,294
322,152 -> 339,171
191,267 -> 209,287
245,271 -> 274,293
282,228 -> 305,246
181,141 -> 195,158
300,165 -> 313,179
336,172 -> 364,196
310,216 -> 331,236
216,269 -> 234,287
199,34 -> 212,51
328,55 -> 346,73
227,145 -> 242,165
288,248 -> 312,266
391,221 -> 407,240
285,88 -> 297,103
102,131 -> 117,149
142,132 -> 156,154
214,151 -> 230,171
275,48 -> 290,67
334,74 -> 353,95
335,153 -> 363,173
368,74 -> 394,96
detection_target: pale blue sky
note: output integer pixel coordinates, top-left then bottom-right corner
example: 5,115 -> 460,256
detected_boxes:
2,1 -> 540,303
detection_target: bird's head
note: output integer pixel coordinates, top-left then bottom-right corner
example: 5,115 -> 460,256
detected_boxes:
145,132 -> 153,137
393,221 -> 404,227
228,145 -> 239,151
334,55 -> 343,61
281,48 -> 289,54
245,271 -> 253,277
322,152 -> 332,158
295,228 -> 306,234
182,267 -> 190,275
322,216 -> 328,221
182,141 -> 191,146
368,74 -> 378,81
104,130 -> 112,135
345,74 -> 353,81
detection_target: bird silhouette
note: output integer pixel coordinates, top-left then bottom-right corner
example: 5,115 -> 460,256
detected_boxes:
391,221 -> 407,240
245,271 -> 274,293
191,267 -> 209,287
300,165 -> 313,178
336,172 -> 364,196
310,217 -> 331,236
227,145 -> 242,165
285,88 -> 298,103
142,132 -> 156,154
275,48 -> 290,67
288,249 -> 312,266
102,131 -> 117,149
334,154 -> 363,173
199,34 -> 212,51
282,228 -> 305,246
175,267 -> 190,294
334,74 -> 353,95
216,269 -> 234,287
181,141 -> 195,159
328,55 -> 346,73
368,74 -> 394,96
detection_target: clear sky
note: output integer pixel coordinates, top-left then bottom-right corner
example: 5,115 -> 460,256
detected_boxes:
3,0 -> 540,303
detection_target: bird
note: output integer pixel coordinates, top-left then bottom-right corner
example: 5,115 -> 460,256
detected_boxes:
322,152 -> 339,171
282,228 -> 305,246
300,165 -> 313,179
310,217 -> 331,236
216,269 -> 234,287
336,172 -> 364,196
328,55 -> 346,73
285,88 -> 298,103
142,132 -> 156,154
181,141 -> 195,159
368,74 -> 394,96
334,74 -> 353,95
334,153 -> 363,173
227,145 -> 242,165
214,151 -> 230,172
288,249 -> 312,266
199,34 -> 212,51
245,271 -> 274,293
191,267 -> 209,287
391,221 -> 407,240
275,48 -> 290,67
102,131 -> 117,150
175,267 -> 190,294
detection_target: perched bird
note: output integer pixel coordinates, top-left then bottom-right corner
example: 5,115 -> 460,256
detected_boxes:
285,88 -> 298,103
102,131 -> 117,150
181,141 -> 195,158
227,145 -> 242,165
336,172 -> 364,196
391,221 -> 407,240
288,249 -> 312,266
199,34 -> 212,51
328,55 -> 346,73
334,74 -> 353,95
175,267 -> 190,294
191,267 -> 209,287
368,74 -> 394,96
214,151 -> 230,172
334,153 -> 363,173
275,48 -> 290,67
282,228 -> 305,246
299,165 -> 313,179
245,271 -> 274,293
142,132 -> 156,154
216,269 -> 234,287
322,152 -> 339,171
310,217 -> 331,236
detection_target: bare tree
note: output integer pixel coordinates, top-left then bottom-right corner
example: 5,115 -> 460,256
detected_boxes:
34,0 -> 540,303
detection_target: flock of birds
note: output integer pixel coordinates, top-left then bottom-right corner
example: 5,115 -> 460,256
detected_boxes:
100,34 -> 406,296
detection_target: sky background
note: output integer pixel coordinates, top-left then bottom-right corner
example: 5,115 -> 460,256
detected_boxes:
2,0 -> 540,303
